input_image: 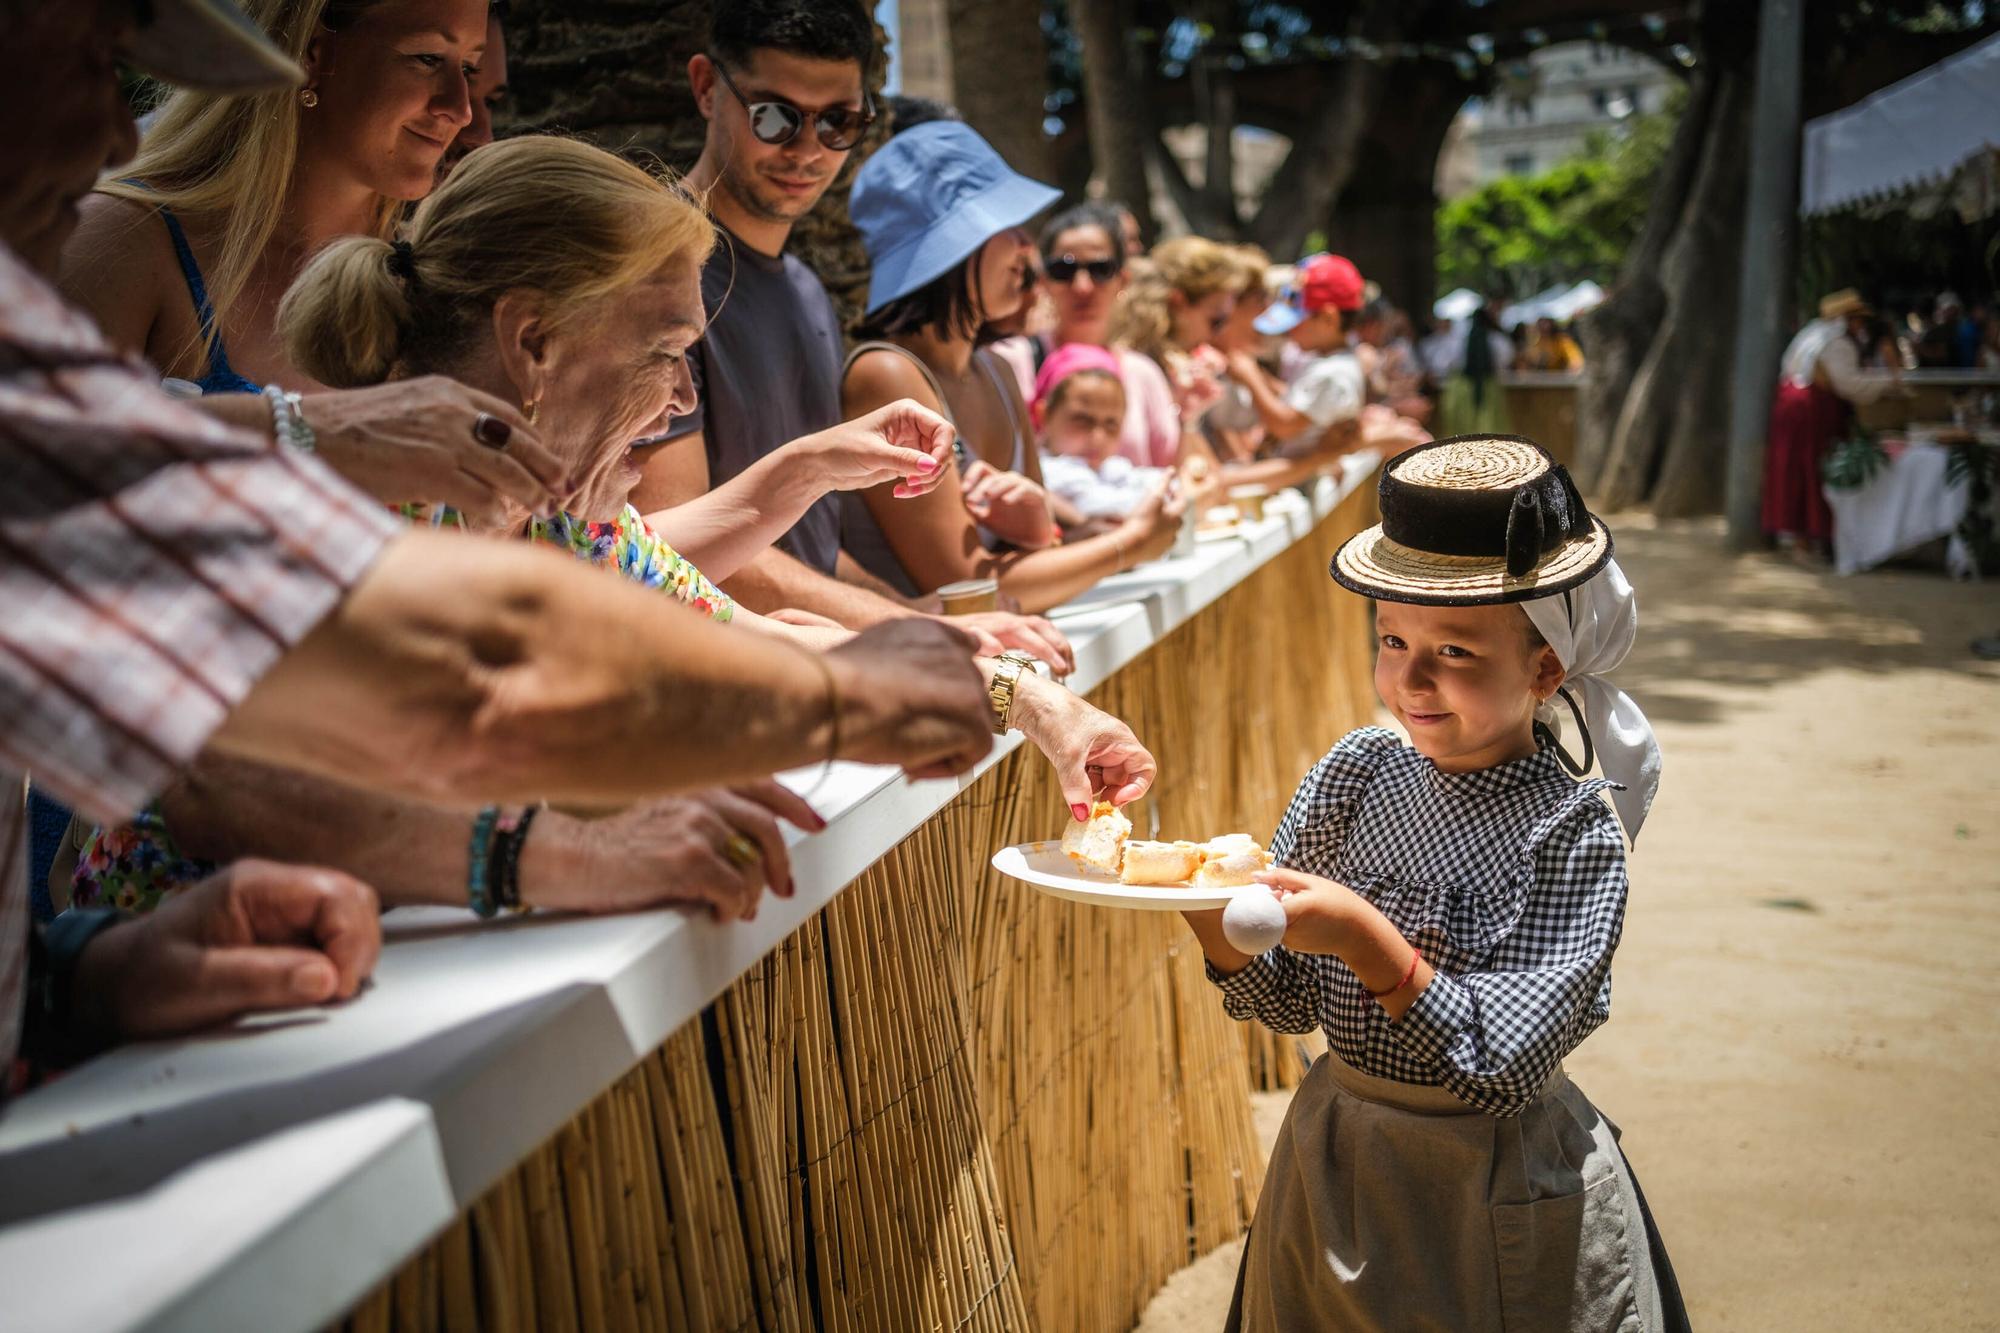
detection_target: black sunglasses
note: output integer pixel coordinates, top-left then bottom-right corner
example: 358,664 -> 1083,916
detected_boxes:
1043,254 -> 1122,285
711,59 -> 874,152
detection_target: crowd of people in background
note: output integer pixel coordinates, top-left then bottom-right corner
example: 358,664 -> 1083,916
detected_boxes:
0,0 -> 1448,1092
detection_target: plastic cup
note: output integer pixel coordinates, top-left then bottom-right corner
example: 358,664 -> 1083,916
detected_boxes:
937,577 -> 1000,615
1228,485 -> 1270,523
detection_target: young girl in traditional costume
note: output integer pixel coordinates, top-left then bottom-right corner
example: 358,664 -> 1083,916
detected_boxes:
1184,433 -> 1689,1331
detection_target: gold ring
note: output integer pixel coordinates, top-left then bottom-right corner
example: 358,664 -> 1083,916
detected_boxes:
722,833 -> 761,869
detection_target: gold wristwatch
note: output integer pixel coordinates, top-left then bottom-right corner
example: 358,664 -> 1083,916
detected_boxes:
987,650 -> 1039,734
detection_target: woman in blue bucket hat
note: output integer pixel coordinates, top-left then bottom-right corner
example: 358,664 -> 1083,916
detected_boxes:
841,121 -> 1186,612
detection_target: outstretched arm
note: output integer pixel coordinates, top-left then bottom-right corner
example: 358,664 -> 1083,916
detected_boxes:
210,530 -> 996,806
646,401 -> 956,581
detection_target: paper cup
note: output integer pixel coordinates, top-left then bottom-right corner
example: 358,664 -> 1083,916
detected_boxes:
1228,485 -> 1270,523
937,577 -> 1000,615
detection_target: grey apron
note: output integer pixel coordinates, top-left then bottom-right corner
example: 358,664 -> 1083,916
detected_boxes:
1227,1053 -> 1668,1332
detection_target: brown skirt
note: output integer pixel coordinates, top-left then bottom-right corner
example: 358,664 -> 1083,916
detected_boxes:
1226,1054 -> 1669,1332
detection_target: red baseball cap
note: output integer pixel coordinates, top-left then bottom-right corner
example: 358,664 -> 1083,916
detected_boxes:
1298,254 -> 1366,313
1254,253 -> 1367,334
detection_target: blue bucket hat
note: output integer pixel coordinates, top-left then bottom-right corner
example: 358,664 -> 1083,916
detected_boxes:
852,121 -> 1063,315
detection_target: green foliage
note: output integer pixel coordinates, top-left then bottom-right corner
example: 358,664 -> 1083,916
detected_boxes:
1822,428 -> 1890,491
1435,95 -> 1679,299
1945,439 -> 1999,575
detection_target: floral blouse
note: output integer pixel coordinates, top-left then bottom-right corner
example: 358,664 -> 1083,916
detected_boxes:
70,505 -> 733,912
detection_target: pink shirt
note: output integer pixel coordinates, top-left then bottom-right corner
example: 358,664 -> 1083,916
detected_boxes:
991,335 -> 1184,469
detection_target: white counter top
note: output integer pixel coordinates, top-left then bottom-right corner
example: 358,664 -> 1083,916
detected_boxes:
0,457 -> 1376,1333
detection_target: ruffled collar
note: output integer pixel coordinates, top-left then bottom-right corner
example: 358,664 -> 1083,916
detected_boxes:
1414,742 -> 1569,800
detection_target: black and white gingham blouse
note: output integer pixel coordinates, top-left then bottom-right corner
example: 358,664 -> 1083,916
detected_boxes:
1211,726 -> 1629,1117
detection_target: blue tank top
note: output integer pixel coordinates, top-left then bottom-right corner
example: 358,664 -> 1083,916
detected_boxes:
153,203 -> 262,396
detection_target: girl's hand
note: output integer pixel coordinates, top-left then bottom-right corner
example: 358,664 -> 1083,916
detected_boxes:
1253,866 -> 1365,956
795,399 -> 956,497
961,460 -> 1057,550
1115,479 -> 1189,566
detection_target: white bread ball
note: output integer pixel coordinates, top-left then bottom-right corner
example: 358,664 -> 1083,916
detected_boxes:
1222,884 -> 1288,956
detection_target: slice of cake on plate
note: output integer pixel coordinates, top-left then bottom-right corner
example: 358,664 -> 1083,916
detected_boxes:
1119,840 -> 1206,886
1060,801 -> 1131,877
1192,835 -> 1274,888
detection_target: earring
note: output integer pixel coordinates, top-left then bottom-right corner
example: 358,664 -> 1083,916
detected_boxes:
300,88 -> 319,109
525,398 -> 540,427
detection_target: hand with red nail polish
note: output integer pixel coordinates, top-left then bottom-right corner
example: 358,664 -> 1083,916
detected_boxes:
784,398 -> 957,499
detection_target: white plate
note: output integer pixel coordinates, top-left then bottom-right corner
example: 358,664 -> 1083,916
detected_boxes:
990,841 -> 1241,910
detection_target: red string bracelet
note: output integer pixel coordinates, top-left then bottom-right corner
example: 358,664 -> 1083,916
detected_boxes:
1367,947 -> 1423,999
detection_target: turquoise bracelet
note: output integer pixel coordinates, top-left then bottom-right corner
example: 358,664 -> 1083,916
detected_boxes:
467,805 -> 501,918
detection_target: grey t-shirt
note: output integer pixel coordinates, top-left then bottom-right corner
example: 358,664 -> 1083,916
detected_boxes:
666,225 -> 846,574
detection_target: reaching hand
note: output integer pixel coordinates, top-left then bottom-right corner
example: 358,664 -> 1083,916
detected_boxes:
1009,674 -> 1156,813
795,399 -> 955,498
72,859 -> 383,1040
960,460 -> 1057,550
540,781 -> 825,921
304,376 -> 572,526
1115,478 -> 1190,567
1358,405 -> 1430,458
944,611 -> 1075,677
824,620 -> 995,779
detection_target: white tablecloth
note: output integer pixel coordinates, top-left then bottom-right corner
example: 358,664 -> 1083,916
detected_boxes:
1824,436 -> 1981,576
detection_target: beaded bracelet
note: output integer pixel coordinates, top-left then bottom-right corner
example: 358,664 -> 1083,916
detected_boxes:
466,805 -> 501,918
489,805 -> 540,911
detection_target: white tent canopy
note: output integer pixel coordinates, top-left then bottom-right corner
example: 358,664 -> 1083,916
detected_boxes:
1433,287 -> 1483,321
1801,30 -> 2000,215
1499,281 -> 1606,328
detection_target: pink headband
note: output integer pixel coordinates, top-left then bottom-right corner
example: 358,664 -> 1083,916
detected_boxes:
1032,342 -> 1124,417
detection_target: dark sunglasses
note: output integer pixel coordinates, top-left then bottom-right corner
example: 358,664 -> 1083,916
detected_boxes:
1043,254 -> 1122,285
711,59 -> 874,152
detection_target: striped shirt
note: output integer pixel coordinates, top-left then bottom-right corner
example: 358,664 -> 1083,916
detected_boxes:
0,245 -> 399,1084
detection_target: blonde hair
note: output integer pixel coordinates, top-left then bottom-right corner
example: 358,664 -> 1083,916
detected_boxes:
1107,235 -> 1249,364
98,1 -> 399,354
280,136 -> 716,387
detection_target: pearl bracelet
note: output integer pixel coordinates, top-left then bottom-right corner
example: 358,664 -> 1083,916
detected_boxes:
263,384 -> 316,453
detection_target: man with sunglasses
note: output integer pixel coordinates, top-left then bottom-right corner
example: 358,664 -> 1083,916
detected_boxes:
629,2 -> 1068,667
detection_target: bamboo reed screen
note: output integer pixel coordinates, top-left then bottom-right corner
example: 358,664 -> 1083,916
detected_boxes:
339,487 -> 1377,1333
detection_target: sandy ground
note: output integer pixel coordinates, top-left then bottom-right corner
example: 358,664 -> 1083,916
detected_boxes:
1136,517 -> 2000,1332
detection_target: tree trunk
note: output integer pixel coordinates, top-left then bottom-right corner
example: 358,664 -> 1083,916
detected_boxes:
1594,64 -> 1752,514
1571,60 -> 1714,492
945,0 -> 1053,181
1246,1 -> 1417,257
1572,2 -> 1760,514
501,1 -> 710,167
1073,0 -> 1158,239
500,1 -> 888,330
1322,60 -> 1468,316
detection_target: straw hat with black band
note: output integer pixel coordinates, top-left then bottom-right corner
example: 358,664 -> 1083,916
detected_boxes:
1332,433 -> 1612,606
1333,433 -> 1661,840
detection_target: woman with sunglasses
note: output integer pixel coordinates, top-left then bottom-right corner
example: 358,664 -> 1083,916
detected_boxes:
990,202 -> 1186,469
842,122 -> 1186,613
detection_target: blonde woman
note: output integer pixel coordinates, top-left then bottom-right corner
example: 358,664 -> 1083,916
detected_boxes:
61,0 -> 488,394
75,135 -> 1152,919
1107,235 -> 1245,425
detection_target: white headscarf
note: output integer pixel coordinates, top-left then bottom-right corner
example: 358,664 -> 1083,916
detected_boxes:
1521,559 -> 1661,842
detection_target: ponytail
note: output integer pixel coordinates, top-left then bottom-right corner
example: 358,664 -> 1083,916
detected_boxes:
279,235 -> 413,387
